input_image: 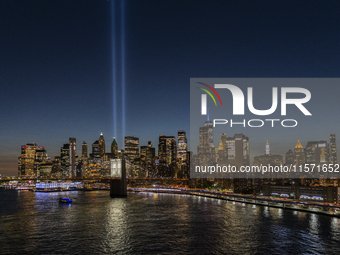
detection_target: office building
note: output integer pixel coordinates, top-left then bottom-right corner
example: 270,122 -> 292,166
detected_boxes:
91,140 -> 100,158
285,149 -> 294,165
98,132 -> 105,156
225,134 -> 249,169
197,116 -> 215,166
60,143 -> 70,176
18,143 -> 45,177
294,140 -> 305,166
69,138 -> 76,177
125,136 -> 139,161
111,137 -> 118,156
253,141 -> 283,166
330,134 -> 337,165
217,133 -> 227,165
177,130 -> 187,163
158,135 -> 177,165
305,141 -> 329,165
82,142 -> 88,159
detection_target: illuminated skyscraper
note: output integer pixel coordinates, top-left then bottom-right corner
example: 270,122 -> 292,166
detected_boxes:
158,135 -> 177,165
52,156 -> 61,177
69,138 -> 76,177
330,134 -> 337,165
158,135 -> 167,163
35,147 -> 52,177
294,140 -> 305,166
225,134 -> 249,169
18,143 -> 41,177
91,140 -> 100,158
98,132 -> 106,156
177,130 -> 187,163
140,142 -> 155,177
305,141 -> 329,165
197,115 -> 215,166
80,141 -> 88,177
217,133 -> 227,165
227,134 -> 250,193
60,143 -> 70,176
124,136 -> 139,161
165,136 -> 177,164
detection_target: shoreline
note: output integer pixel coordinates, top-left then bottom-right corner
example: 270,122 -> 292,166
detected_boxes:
129,188 -> 340,218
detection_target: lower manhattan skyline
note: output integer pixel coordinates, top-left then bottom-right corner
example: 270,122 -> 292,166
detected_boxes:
2,0 -> 340,176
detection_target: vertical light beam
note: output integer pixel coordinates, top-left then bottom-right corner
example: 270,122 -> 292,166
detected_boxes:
121,0 -> 125,142
111,0 -> 117,137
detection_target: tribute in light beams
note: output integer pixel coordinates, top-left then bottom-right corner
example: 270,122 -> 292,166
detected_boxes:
111,0 -> 117,138
111,0 -> 126,146
121,0 -> 125,142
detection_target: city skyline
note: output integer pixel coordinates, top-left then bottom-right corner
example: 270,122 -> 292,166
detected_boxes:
14,129 -> 338,177
2,0 -> 340,175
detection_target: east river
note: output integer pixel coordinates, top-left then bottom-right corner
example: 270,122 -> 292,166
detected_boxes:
1,189 -> 340,254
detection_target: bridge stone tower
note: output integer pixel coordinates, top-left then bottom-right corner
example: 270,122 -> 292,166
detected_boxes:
110,158 -> 127,197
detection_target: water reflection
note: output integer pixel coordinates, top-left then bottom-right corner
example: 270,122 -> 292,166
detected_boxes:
0,190 -> 340,254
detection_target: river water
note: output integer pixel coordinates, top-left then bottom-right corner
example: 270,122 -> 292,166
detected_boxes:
0,189 -> 340,254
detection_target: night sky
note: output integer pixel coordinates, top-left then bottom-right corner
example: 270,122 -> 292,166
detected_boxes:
1,0 -> 340,176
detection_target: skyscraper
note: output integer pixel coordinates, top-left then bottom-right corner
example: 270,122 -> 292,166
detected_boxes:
35,147 -> 51,177
111,137 -> 118,156
330,134 -> 337,165
91,140 -> 100,158
177,130 -> 187,163
60,143 -> 70,176
294,140 -> 305,166
140,142 -> 156,177
225,134 -> 249,169
217,133 -> 227,165
158,135 -> 167,163
82,142 -> 88,159
285,149 -> 294,165
253,140 -> 282,166
124,136 -> 139,161
69,138 -> 76,177
305,141 -> 329,165
158,135 -> 177,165
81,141 -> 88,177
165,136 -> 177,165
98,132 -> 105,156
18,143 -> 42,177
197,116 -> 215,166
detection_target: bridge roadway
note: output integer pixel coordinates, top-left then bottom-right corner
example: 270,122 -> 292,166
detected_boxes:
0,177 -> 189,184
129,187 -> 340,217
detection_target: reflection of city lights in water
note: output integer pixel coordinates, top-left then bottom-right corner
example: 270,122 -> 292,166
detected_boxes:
331,217 -> 339,239
309,214 -> 319,235
264,206 -> 269,217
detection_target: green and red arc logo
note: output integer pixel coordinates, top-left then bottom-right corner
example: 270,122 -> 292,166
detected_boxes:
196,82 -> 222,106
